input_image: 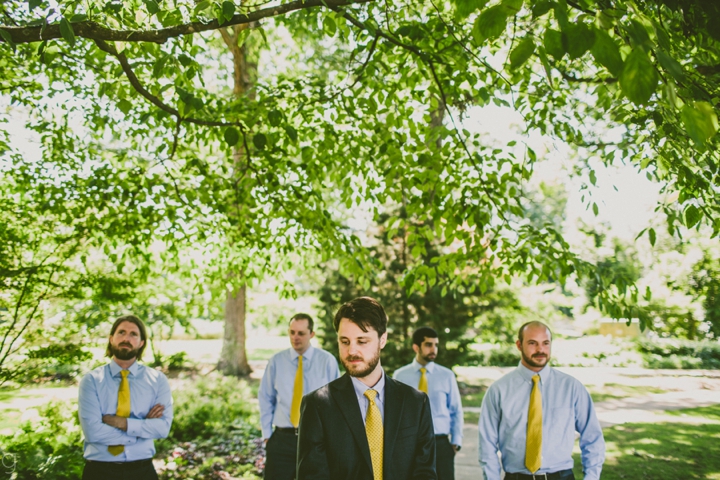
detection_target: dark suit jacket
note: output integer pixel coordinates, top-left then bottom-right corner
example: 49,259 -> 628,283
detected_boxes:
296,373 -> 436,480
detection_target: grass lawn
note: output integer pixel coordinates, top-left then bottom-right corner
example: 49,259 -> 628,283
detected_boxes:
572,404 -> 720,479
587,383 -> 668,404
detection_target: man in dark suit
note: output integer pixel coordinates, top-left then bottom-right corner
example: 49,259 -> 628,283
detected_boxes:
296,296 -> 437,480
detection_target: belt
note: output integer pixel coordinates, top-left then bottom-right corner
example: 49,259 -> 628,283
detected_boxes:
274,426 -> 299,435
435,434 -> 450,441
505,470 -> 573,480
85,459 -> 153,470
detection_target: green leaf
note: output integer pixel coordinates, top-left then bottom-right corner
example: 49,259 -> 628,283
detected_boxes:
69,14 -> 88,22
59,18 -> 76,47
592,202 -> 599,216
143,0 -> 160,14
648,227 -> 656,246
194,1 -> 211,13
284,125 -> 298,142
565,23 -> 595,59
253,133 -> 267,150
0,29 -> 15,51
531,0 -> 552,18
591,29 -> 623,76
28,0 -> 42,11
323,16 -> 337,37
619,48 -> 658,105
656,50 -> 684,82
509,37 -> 535,69
681,101 -> 719,146
222,1 -> 235,22
224,127 -> 240,147
626,19 -> 651,47
589,169 -> 597,185
544,29 -> 565,60
117,99 -> 132,114
501,0 -> 523,15
268,110 -> 283,127
473,5 -> 508,44
454,0 -> 489,20
683,204 -> 701,229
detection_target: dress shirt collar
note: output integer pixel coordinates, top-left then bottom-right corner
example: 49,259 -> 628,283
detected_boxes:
351,369 -> 386,398
412,358 -> 436,374
109,358 -> 139,377
516,362 -> 551,383
291,344 -> 315,361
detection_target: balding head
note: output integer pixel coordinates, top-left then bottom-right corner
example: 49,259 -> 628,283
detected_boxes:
518,321 -> 552,344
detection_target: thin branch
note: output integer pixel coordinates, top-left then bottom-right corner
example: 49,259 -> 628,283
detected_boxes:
557,69 -> 618,84
0,0 -> 373,45
93,39 -> 248,129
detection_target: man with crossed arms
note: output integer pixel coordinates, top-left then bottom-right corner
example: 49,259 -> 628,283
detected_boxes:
478,321 -> 605,480
259,313 -> 340,479
78,314 -> 173,480
394,326 -> 463,480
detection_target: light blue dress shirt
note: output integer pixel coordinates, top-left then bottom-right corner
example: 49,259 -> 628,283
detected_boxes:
78,360 -> 173,462
259,345 -> 340,439
351,372 -> 386,424
478,364 -> 605,480
393,360 -> 464,446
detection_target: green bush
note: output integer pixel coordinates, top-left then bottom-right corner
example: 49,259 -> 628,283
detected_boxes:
0,402 -> 84,480
481,345 -> 520,366
637,338 -> 720,369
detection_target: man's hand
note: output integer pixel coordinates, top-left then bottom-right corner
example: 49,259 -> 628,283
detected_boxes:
146,403 -> 165,419
452,444 -> 461,454
102,415 -> 128,431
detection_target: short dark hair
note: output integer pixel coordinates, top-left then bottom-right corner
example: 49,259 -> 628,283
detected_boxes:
290,313 -> 314,332
412,326 -> 438,346
106,315 -> 148,360
518,321 -> 552,343
333,297 -> 387,336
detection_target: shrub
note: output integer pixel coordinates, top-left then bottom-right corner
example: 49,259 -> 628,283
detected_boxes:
481,345 -> 520,366
637,338 -> 720,369
0,401 -> 84,480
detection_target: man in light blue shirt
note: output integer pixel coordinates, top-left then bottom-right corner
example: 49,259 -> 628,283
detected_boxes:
78,315 -> 173,480
394,326 -> 463,480
478,321 -> 605,480
258,313 -> 340,480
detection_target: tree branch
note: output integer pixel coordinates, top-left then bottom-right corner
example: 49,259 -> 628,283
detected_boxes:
0,0 -> 372,45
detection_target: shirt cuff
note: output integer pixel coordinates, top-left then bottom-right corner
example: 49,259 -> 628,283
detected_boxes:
126,418 -> 142,437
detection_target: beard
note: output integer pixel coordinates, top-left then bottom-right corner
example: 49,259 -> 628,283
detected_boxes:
341,347 -> 381,378
521,350 -> 549,369
419,352 -> 436,363
110,342 -> 141,361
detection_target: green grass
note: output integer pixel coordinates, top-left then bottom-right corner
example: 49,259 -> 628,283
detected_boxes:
587,383 -> 667,403
0,408 -> 21,431
247,348 -> 282,361
572,405 -> 720,479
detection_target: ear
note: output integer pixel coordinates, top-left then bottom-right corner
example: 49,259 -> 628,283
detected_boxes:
139,339 -> 145,349
310,331 -> 316,339
516,339 -> 522,352
379,332 -> 388,349
412,344 -> 420,354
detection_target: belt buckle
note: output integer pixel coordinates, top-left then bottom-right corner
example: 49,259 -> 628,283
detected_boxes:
294,428 -> 299,436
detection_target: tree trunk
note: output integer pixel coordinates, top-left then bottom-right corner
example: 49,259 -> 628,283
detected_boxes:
217,25 -> 257,376
218,284 -> 251,375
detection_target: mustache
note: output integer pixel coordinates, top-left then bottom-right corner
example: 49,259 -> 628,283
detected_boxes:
532,354 -> 547,358
345,355 -> 364,362
119,343 -> 133,348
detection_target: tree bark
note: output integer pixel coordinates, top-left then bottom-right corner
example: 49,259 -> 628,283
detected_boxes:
216,25 -> 257,376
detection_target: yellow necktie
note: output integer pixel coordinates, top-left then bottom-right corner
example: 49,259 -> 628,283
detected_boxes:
418,367 -> 428,394
364,389 -> 384,480
108,370 -> 130,456
525,374 -> 542,473
290,355 -> 303,427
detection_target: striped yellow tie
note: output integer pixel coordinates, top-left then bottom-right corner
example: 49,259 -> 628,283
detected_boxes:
418,367 -> 428,394
525,374 -> 542,473
108,370 -> 130,456
364,389 -> 384,480
290,355 -> 303,427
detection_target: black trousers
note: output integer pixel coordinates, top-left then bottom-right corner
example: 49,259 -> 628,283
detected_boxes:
436,435 -> 455,480
264,429 -> 298,480
82,459 -> 158,480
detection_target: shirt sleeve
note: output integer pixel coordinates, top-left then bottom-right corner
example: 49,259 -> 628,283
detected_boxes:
448,373 -> 464,447
258,355 -> 277,439
574,384 -> 605,480
126,373 -> 173,439
478,386 -> 502,480
78,374 -> 138,446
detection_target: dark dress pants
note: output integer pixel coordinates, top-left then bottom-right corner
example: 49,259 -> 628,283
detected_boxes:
264,429 -> 297,480
82,459 -> 158,480
436,435 -> 455,480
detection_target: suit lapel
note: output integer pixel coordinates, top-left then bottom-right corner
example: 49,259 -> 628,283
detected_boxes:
331,374 -> 373,472
383,376 -> 404,475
